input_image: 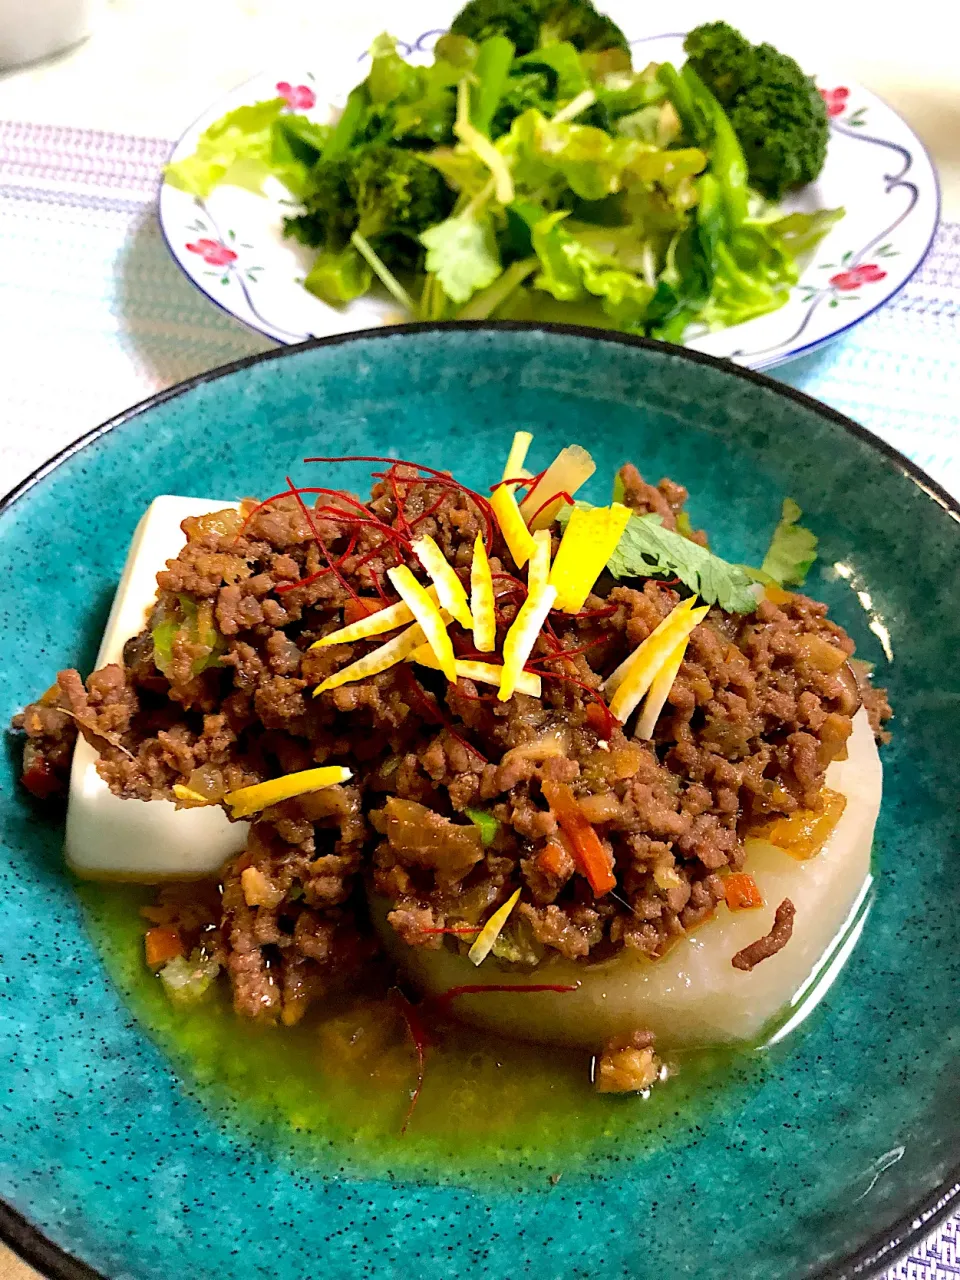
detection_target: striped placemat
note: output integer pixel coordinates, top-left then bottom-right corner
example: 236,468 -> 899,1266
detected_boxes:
0,119 -> 958,1280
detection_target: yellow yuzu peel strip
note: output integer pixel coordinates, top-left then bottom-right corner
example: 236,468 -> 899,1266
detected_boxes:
528,528 -> 552,594
468,888 -> 522,965
407,644 -> 542,697
635,635 -> 691,739
549,503 -> 632,613
412,534 -> 473,630
498,583 -> 558,702
225,766 -> 352,819
501,430 -> 534,485
470,534 -> 496,652
313,621 -> 429,694
491,482 -> 536,568
387,565 -> 457,681
310,585 -> 440,649
602,596 -> 696,697
608,605 -> 708,724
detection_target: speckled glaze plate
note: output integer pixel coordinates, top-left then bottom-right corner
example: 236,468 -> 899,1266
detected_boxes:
157,31 -> 940,370
2,325 -> 959,1280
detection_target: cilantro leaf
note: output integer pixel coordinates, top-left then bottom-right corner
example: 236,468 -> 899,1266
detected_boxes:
420,213 -> 502,303
760,498 -> 818,587
562,503 -> 760,613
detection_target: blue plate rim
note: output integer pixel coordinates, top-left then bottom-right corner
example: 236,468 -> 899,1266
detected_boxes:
2,321 -> 958,1280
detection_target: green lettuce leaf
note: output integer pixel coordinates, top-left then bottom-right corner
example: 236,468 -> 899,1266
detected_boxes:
529,209 -> 654,327
420,214 -> 501,303
165,99 -> 314,199
760,498 -> 818,587
561,504 -> 760,613
506,111 -> 618,200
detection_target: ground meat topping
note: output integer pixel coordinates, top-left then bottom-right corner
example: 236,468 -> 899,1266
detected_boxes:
731,898 -> 797,971
13,464 -> 890,1030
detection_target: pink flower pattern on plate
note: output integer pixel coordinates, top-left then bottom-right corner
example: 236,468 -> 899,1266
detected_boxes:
186,238 -> 238,267
829,263 -> 887,291
819,86 -> 850,118
276,81 -> 316,110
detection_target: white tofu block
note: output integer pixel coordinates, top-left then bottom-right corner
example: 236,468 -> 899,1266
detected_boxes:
374,708 -> 882,1049
65,497 -> 249,881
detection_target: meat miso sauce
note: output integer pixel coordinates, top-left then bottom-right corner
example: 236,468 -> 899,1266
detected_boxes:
14,433 -> 890,1152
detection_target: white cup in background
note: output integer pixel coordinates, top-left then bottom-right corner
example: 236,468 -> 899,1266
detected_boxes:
0,0 -> 95,69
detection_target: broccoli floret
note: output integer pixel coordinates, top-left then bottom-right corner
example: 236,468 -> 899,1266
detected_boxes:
352,145 -> 454,242
450,0 -> 629,59
727,46 -> 828,200
450,0 -> 540,55
540,0 -> 630,58
682,21 -> 756,107
284,144 -> 454,271
491,64 -> 559,136
283,156 -> 354,250
683,24 -> 828,201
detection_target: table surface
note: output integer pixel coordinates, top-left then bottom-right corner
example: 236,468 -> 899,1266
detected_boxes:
1,3 -> 958,1278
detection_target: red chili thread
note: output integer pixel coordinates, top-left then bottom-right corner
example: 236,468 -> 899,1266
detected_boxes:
235,485 -> 375,544
452,684 -> 498,703
446,725 -> 488,763
366,565 -> 390,604
384,464 -> 414,542
275,531 -> 358,595
525,488 -> 575,529
397,658 -> 488,763
311,505 -> 413,553
537,669 -> 619,735
418,925 -> 481,935
516,466 -> 548,514
527,637 -> 607,667
491,571 -> 528,594
391,989 -> 429,1135
431,982 -> 579,1012
285,477 -> 366,609
396,663 -> 445,726
406,489 -> 450,532
303,455 -> 496,556
568,604 -> 619,620
489,474 -> 539,493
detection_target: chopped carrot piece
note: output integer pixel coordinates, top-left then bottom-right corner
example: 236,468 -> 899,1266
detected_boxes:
541,780 -> 616,896
144,926 -> 184,968
724,873 -> 764,911
537,839 -> 568,878
343,597 -> 386,626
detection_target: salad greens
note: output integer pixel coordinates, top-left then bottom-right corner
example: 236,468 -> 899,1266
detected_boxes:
760,497 -> 818,587
563,489 -> 819,611
165,0 -> 842,343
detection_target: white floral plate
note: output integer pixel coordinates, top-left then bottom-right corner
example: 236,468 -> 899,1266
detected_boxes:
157,30 -> 941,369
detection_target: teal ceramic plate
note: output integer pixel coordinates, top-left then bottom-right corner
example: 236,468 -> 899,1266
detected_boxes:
2,325 -> 958,1280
